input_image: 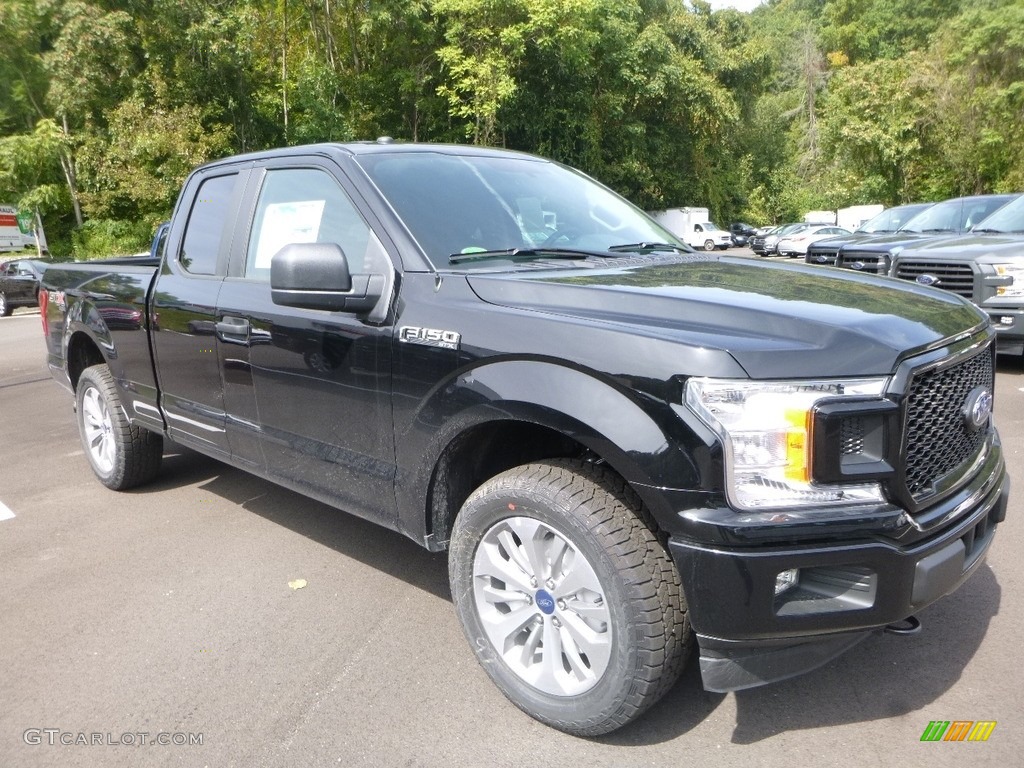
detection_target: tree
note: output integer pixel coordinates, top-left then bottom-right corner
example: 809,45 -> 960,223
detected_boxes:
818,55 -> 933,204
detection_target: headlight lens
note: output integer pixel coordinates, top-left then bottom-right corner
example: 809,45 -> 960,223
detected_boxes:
994,263 -> 1024,297
685,378 -> 888,511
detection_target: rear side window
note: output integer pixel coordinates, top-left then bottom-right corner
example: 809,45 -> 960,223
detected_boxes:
180,173 -> 238,275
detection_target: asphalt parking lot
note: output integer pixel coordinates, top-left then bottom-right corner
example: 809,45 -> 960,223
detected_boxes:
1,286 -> 1022,767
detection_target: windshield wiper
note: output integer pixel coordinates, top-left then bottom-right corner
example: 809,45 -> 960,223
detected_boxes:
606,242 -> 689,254
971,228 -> 1004,234
448,247 -> 616,264
921,228 -> 955,233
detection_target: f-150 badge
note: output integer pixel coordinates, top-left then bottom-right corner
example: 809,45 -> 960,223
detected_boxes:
399,326 -> 461,350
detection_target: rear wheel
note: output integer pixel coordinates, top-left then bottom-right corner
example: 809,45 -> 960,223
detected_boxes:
449,459 -> 690,736
77,364 -> 163,490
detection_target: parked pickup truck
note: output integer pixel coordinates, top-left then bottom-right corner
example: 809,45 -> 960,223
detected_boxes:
40,141 -> 1008,736
891,194 -> 1024,356
833,194 -> 1018,275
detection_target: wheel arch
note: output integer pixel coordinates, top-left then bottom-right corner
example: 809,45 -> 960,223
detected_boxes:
65,328 -> 106,392
408,359 -> 702,550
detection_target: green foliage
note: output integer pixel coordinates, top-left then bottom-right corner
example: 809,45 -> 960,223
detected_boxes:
818,56 -> 932,204
76,98 -> 233,224
70,218 -> 153,260
0,0 -> 1021,249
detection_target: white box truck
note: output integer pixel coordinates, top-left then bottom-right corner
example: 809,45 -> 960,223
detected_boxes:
837,204 -> 884,231
0,205 -> 26,253
649,207 -> 731,251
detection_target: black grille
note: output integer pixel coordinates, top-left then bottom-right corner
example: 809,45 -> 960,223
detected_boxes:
841,417 -> 865,455
895,260 -> 975,299
807,248 -> 838,265
903,346 -> 993,499
838,251 -> 887,274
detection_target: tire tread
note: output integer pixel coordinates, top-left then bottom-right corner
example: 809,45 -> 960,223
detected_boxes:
455,458 -> 691,736
78,364 -> 163,490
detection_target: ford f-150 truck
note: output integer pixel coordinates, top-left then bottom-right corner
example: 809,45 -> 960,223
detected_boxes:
890,194 -> 1024,356
39,141 -> 1008,736
804,202 -> 934,266
833,194 -> 1018,275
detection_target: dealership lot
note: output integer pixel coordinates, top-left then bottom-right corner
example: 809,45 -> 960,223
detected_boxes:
1,303 -> 1022,767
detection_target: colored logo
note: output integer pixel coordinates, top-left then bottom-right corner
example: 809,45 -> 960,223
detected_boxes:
916,274 -> 941,286
535,590 -> 555,615
920,720 -> 996,742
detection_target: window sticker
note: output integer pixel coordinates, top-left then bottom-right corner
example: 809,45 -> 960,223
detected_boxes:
254,200 -> 326,269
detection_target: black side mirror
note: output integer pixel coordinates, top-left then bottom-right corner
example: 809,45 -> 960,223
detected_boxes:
270,242 -> 383,313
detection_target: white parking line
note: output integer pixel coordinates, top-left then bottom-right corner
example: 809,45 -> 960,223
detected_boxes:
0,501 -> 15,521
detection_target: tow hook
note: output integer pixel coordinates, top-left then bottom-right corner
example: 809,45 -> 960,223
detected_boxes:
884,615 -> 921,636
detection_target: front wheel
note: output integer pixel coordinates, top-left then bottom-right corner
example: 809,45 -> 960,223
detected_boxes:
77,364 -> 163,490
0,292 -> 10,317
449,460 -> 691,736
702,239 -> 715,251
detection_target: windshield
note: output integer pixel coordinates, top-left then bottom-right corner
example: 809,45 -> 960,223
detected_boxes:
900,196 -> 1016,234
971,195 -> 1024,233
355,151 -> 682,270
773,223 -> 807,237
857,204 -> 932,233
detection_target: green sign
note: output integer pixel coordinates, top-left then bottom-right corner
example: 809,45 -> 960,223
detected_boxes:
15,210 -> 33,234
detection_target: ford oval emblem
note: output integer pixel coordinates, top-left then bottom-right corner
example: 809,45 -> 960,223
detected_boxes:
963,386 -> 993,432
849,261 -> 865,271
813,255 -> 828,264
916,274 -> 941,286
535,590 -> 556,615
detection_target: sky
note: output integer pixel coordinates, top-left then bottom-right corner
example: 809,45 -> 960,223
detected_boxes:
703,0 -> 764,12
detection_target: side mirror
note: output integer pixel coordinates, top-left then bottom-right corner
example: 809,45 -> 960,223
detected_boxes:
270,242 -> 384,313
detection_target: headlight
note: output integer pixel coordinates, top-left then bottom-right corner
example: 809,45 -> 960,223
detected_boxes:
685,378 -> 888,511
994,263 -> 1024,297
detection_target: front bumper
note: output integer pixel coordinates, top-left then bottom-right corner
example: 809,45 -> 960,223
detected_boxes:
668,450 -> 1008,693
988,309 -> 1024,355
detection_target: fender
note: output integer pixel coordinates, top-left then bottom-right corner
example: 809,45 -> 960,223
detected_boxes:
62,298 -> 118,382
395,358 -> 710,542
57,288 -> 164,434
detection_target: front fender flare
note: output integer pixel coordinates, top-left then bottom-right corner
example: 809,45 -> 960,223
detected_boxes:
399,359 -> 705,539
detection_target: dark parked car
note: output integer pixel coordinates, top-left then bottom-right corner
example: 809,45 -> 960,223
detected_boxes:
835,194 -> 1020,275
0,258 -> 46,316
729,222 -> 756,247
805,203 -> 935,266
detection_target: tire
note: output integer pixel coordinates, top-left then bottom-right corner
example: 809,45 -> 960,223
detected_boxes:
76,364 -> 163,490
702,239 -> 715,251
449,459 -> 691,736
0,292 -> 10,317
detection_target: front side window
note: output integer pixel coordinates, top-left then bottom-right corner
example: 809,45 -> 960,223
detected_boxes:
180,173 -> 238,275
245,168 -> 377,280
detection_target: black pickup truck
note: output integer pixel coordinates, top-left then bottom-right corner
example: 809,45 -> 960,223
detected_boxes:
40,141 -> 1008,736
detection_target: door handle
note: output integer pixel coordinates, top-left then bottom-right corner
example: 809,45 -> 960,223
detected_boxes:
216,316 -> 250,344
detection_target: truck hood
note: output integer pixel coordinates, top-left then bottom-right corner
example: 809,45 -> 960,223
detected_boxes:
465,256 -> 986,379
842,232 -> 945,254
899,233 -> 1024,259
808,231 -> 907,255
